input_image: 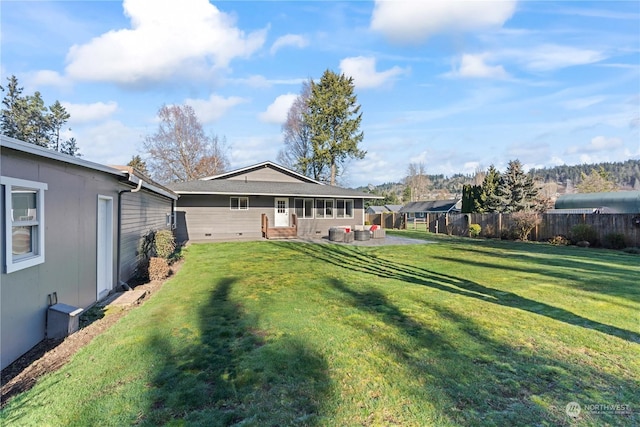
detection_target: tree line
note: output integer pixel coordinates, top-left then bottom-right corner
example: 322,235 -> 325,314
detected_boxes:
1,76 -> 80,156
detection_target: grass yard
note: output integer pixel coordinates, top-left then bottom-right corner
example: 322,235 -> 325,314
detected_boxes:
1,232 -> 638,426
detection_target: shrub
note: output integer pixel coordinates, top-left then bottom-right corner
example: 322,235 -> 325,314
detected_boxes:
154,229 -> 176,259
140,229 -> 176,260
510,211 -> 541,241
570,224 -> 598,246
603,233 -> 627,250
469,224 -> 481,238
549,235 -> 570,246
148,257 -> 170,281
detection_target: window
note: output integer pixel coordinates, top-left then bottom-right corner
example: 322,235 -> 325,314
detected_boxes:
294,198 -> 314,218
1,177 -> 47,273
336,199 -> 354,219
315,199 -> 334,219
230,197 -> 249,210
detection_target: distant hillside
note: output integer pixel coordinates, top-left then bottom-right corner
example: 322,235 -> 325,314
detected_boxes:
358,159 -> 640,202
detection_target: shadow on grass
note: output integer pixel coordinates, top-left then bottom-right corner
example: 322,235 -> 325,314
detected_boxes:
326,277 -> 640,426
140,277 -> 331,426
279,242 -> 639,344
443,244 -> 640,303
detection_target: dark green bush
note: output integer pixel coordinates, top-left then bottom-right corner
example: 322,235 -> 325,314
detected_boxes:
603,233 -> 627,250
570,224 -> 598,246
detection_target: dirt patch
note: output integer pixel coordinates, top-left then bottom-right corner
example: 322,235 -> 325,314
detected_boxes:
0,260 -> 182,408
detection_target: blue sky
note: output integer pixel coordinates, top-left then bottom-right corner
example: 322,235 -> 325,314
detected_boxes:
1,0 -> 638,187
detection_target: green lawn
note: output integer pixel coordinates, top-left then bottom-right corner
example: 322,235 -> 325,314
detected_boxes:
2,232 -> 639,426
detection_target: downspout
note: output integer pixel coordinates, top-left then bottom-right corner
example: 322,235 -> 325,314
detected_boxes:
116,174 -> 142,291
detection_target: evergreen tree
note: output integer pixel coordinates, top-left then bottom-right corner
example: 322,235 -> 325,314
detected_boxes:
60,137 -> 81,157
576,167 -> 618,193
48,100 -> 71,151
495,160 -> 538,213
1,75 -> 25,138
479,165 -> 501,213
127,155 -> 150,176
304,69 -> 365,185
1,75 -> 79,156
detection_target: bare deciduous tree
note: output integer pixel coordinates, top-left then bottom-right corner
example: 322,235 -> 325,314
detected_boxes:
404,163 -> 431,201
143,104 -> 229,183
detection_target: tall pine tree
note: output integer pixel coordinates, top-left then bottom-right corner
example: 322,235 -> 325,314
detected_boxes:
304,69 -> 365,185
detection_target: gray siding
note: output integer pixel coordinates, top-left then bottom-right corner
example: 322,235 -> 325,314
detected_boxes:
176,195 -> 365,242
225,168 -> 305,183
120,190 -> 173,282
1,148 -> 120,369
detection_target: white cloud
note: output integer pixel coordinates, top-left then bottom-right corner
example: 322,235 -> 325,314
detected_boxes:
561,96 -> 605,110
185,94 -> 247,124
270,34 -> 308,55
259,93 -> 297,124
370,0 -> 517,43
566,136 -> 623,154
78,120 -> 143,165
63,101 -> 118,123
339,56 -> 406,88
28,70 -> 69,88
230,135 -> 281,165
447,53 -> 509,79
512,44 -> 607,72
65,0 -> 267,84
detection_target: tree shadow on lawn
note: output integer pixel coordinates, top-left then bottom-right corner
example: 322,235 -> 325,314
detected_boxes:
279,242 -> 639,344
326,277 -> 640,426
444,244 -> 640,303
140,277 -> 331,426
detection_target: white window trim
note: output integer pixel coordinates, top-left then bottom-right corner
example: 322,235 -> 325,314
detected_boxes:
336,199 -> 354,219
294,198 -> 314,219
1,176 -> 48,273
316,199 -> 335,219
230,196 -> 249,210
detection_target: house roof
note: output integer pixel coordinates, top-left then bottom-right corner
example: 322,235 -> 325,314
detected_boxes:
168,179 -> 381,199
201,161 -> 322,184
366,204 -> 404,213
168,160 -> 382,199
1,135 -> 177,200
554,191 -> 640,213
400,200 -> 461,213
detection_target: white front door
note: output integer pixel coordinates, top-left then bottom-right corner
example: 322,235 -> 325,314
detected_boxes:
274,198 -> 289,227
97,196 -> 114,300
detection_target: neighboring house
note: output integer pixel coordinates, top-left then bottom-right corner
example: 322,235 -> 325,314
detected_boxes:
168,161 -> 382,242
551,191 -> 640,214
1,136 -> 177,370
400,199 -> 462,219
365,204 -> 403,214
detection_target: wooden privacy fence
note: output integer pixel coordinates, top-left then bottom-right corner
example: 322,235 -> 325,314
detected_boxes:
444,213 -> 640,246
365,213 -> 403,229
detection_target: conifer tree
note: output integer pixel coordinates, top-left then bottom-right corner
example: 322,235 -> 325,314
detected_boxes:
304,69 -> 365,185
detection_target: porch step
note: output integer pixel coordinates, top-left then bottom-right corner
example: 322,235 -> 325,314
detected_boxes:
266,227 -> 297,239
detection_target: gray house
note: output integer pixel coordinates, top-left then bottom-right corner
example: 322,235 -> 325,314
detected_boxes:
1,135 -> 177,370
168,161 -> 382,242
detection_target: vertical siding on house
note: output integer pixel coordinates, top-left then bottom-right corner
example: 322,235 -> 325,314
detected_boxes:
120,190 -> 173,282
